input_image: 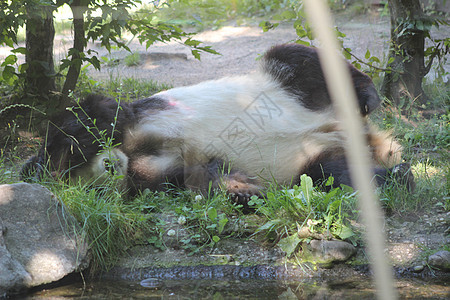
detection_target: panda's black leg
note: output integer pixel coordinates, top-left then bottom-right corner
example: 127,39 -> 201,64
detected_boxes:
302,155 -> 415,192
301,155 -> 353,189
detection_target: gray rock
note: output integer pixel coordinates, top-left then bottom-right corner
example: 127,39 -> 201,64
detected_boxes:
428,250 -> 450,271
302,240 -> 356,266
0,183 -> 89,296
412,265 -> 425,273
0,219 -> 32,296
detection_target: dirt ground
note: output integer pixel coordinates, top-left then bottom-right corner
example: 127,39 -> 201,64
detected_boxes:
77,13 -> 447,88
82,13 -> 395,87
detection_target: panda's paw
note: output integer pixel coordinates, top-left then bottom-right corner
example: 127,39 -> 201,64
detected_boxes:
224,179 -> 263,208
387,163 -> 416,192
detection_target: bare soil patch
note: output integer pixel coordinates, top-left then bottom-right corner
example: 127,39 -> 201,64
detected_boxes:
84,14 -> 395,87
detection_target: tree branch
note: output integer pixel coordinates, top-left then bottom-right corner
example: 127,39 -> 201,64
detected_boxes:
342,48 -> 402,74
423,42 -> 441,76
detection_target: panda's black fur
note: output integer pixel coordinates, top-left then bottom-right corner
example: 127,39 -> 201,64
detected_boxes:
21,44 -> 415,200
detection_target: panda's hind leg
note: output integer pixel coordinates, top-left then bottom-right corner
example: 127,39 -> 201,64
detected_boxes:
301,154 -> 353,189
301,154 -> 415,192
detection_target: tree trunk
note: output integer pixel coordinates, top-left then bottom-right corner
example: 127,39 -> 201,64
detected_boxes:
381,0 -> 428,106
60,1 -> 87,106
25,3 -> 56,100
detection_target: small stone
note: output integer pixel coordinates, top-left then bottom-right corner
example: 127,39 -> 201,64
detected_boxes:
413,265 -> 424,273
428,250 -> 450,271
303,240 -> 356,265
140,278 -> 162,289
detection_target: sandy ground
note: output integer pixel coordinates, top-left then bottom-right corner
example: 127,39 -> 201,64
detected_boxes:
82,14 -> 395,87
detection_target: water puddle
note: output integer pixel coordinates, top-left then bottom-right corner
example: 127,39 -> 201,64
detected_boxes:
24,278 -> 449,299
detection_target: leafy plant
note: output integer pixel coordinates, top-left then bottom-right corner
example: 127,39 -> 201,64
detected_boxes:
252,175 -> 359,257
124,52 -> 142,67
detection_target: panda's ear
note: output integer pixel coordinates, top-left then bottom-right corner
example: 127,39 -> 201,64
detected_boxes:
359,84 -> 381,116
349,65 -> 382,116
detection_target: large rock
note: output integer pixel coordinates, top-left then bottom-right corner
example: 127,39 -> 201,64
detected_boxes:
302,239 -> 356,267
428,250 -> 450,272
0,183 -> 89,296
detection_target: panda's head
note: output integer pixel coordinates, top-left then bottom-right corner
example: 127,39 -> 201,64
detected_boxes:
21,94 -> 133,187
70,148 -> 129,191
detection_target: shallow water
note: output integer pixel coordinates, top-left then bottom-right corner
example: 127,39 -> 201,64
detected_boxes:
24,278 -> 449,299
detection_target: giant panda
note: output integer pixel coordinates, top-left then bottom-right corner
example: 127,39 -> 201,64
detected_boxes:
21,44 -> 415,202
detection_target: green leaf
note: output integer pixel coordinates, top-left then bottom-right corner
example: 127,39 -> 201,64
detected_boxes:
2,65 -> 15,80
207,207 -> 217,221
191,50 -> 200,60
325,176 -> 334,187
2,54 -> 17,66
327,198 -> 342,213
259,21 -> 278,32
300,174 -> 313,203
295,40 -> 311,46
212,235 -> 220,243
332,224 -> 354,240
278,234 -> 302,257
257,219 -> 281,232
184,38 -> 201,47
365,49 -> 371,60
89,56 -> 101,70
11,47 -> 26,55
343,50 -> 352,60
370,56 -> 381,63
218,217 -> 228,234
18,63 -> 28,74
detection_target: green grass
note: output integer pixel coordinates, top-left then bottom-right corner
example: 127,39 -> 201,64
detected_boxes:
368,79 -> 449,214
49,180 -> 152,272
124,52 -> 142,67
73,68 -> 171,101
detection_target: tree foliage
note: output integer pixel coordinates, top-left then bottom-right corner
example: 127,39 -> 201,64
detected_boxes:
0,0 -> 218,121
260,0 -> 449,107
381,0 -> 449,105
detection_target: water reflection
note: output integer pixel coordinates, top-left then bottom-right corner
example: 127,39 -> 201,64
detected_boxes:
25,278 -> 449,299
